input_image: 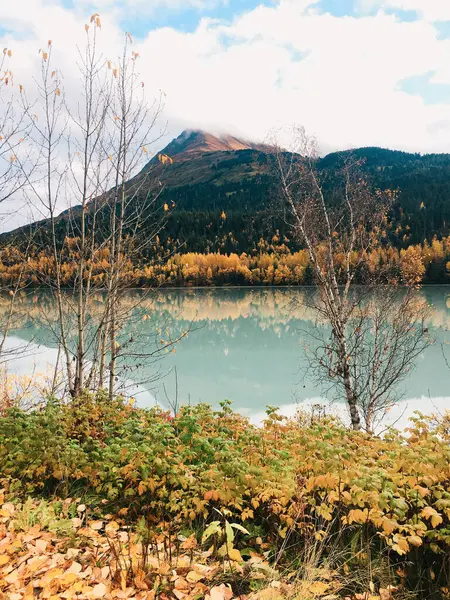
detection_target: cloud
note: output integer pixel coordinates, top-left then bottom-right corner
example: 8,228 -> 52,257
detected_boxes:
2,0 -> 450,231
359,0 -> 450,22
135,1 -> 450,153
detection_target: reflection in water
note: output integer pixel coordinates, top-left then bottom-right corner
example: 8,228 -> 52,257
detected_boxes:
2,286 -> 450,428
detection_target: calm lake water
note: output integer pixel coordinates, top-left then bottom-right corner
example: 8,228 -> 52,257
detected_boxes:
2,286 -> 450,428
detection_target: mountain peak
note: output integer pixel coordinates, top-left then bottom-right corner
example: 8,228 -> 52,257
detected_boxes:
161,129 -> 258,158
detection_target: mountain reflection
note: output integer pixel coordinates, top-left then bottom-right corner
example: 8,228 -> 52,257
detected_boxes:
1,287 -> 450,420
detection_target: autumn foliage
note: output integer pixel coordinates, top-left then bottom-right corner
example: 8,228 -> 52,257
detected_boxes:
2,234 -> 450,288
1,396 -> 450,598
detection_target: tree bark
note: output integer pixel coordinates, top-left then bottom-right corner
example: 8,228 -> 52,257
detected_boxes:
340,339 -> 361,431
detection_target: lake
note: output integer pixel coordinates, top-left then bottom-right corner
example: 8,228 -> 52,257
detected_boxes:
2,286 -> 450,428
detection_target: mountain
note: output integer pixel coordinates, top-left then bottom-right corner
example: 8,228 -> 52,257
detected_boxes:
4,130 -> 450,258
156,129 -> 262,156
136,129 -> 271,189
146,134 -> 450,254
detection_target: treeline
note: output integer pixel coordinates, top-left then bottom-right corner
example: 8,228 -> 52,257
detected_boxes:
2,234 -> 450,287
148,146 -> 450,254
7,146 -> 450,259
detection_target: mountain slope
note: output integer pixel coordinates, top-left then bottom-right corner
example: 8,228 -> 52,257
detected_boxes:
156,129 -> 261,156
146,135 -> 450,253
136,129 -> 270,189
4,131 -> 450,257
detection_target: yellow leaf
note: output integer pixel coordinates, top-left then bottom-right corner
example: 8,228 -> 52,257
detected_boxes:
431,514 -> 443,528
420,507 -> 443,528
392,534 -> 409,556
0,555 -> 10,566
158,153 -> 173,165
308,581 -> 330,596
58,572 -> 79,586
42,52 -> 48,61
186,570 -> 204,583
381,518 -> 397,535
228,548 -> 242,562
408,535 -> 423,548
105,520 -> 119,535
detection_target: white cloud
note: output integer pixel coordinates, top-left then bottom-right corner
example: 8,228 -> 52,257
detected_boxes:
359,0 -> 450,22
136,2 -> 450,153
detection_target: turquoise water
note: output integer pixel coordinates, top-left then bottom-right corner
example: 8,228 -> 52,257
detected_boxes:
2,286 -> 450,427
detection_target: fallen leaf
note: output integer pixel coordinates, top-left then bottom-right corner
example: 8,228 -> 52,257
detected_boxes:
308,581 -> 330,596
206,584 -> 234,600
92,582 -> 109,597
35,538 -> 48,552
187,570 -> 205,583
67,561 -> 83,574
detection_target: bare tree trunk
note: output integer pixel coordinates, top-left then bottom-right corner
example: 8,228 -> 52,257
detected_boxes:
341,346 -> 361,431
273,128 -> 428,432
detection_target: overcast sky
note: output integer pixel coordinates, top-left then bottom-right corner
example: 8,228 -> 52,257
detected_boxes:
2,0 -> 450,157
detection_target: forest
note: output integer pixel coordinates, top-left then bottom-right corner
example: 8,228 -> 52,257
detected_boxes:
5,141 -> 450,285
0,233 -> 446,287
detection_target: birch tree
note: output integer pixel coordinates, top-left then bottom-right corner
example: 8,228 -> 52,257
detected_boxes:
273,128 -> 430,431
22,17 -> 171,398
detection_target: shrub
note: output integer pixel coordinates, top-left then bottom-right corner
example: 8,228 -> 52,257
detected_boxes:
1,396 -> 450,595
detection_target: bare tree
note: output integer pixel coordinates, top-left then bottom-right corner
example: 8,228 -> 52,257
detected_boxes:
19,17 -> 176,399
0,48 -> 33,208
0,48 -> 38,365
273,128 -> 430,431
99,32 -> 168,400
305,287 -> 430,432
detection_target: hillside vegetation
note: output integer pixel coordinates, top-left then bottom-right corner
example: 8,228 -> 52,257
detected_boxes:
1,395 -> 450,599
4,131 -> 450,286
